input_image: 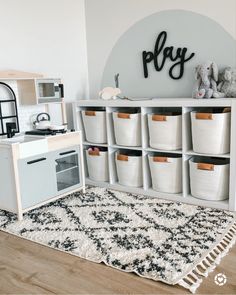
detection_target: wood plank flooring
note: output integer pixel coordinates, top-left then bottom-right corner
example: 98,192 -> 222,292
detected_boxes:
0,231 -> 235,294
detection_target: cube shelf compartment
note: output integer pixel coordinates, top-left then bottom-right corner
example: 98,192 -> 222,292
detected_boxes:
73,98 -> 236,211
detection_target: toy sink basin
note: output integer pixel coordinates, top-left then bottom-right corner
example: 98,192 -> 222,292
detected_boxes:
1,135 -> 43,144
0,135 -> 48,158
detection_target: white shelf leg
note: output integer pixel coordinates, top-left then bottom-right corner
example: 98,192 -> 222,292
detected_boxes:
72,102 -> 79,131
79,132 -> 86,193
108,147 -> 118,184
142,150 -> 151,190
106,107 -> 116,146
141,107 -> 149,149
11,145 -> 24,221
229,100 -> 236,211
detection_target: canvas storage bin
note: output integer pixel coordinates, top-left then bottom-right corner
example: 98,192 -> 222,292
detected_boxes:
148,112 -> 182,150
191,109 -> 231,154
189,157 -> 229,201
113,110 -> 141,146
115,150 -> 143,187
148,154 -> 182,193
86,147 -> 109,182
82,109 -> 107,143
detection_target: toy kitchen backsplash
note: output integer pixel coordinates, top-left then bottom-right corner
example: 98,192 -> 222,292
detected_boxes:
0,80 -> 61,137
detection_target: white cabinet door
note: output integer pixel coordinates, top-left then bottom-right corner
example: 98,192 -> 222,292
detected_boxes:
18,154 -> 56,209
54,146 -> 81,193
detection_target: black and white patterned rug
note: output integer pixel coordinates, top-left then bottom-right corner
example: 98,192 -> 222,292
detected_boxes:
0,187 -> 236,293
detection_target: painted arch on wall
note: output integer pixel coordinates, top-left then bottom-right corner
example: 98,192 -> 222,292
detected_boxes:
101,10 -> 236,98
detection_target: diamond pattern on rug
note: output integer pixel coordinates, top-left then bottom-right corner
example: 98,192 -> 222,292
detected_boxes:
0,186 -> 235,287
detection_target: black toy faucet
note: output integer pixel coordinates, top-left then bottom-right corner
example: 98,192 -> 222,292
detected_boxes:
6,122 -> 17,138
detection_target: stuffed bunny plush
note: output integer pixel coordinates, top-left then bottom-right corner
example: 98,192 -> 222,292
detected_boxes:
192,61 -> 218,99
213,67 -> 236,98
99,87 -> 121,100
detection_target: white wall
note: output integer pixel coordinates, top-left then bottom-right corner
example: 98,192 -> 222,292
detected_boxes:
0,0 -> 235,132
0,0 -> 88,131
85,0 -> 236,99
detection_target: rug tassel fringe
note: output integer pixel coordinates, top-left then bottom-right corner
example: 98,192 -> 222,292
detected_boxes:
177,221 -> 236,294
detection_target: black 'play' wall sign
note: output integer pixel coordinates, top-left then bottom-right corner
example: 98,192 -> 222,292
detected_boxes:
142,31 -> 195,80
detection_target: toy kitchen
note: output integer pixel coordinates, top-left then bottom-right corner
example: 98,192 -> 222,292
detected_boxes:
0,70 -> 85,221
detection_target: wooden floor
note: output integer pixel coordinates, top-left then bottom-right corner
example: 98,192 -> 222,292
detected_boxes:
0,231 -> 235,294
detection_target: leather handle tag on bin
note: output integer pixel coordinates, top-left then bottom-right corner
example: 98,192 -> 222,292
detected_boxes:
197,163 -> 214,171
117,154 -> 128,161
195,113 -> 213,120
223,107 -> 231,113
88,148 -> 100,156
117,113 -> 130,119
152,115 -> 167,121
85,110 -> 96,116
153,156 -> 168,163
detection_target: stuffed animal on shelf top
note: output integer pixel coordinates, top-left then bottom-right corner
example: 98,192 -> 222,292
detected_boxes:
99,73 -> 121,100
192,61 -> 218,99
99,87 -> 121,100
213,67 -> 236,98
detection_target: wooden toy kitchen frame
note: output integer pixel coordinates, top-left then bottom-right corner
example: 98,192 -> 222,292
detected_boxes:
0,131 -> 86,221
73,98 -> 236,212
0,71 -> 85,220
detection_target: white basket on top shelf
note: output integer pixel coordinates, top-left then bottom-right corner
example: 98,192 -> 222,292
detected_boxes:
148,112 -> 182,150
82,110 -> 107,143
191,109 -> 231,155
113,111 -> 141,146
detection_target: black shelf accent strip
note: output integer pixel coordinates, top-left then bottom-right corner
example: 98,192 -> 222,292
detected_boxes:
0,99 -> 15,103
59,150 -> 76,156
0,103 -> 3,134
0,115 -> 17,119
27,157 -> 47,165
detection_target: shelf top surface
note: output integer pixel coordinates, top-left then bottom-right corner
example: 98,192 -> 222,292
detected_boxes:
75,98 -> 234,107
0,77 -> 61,81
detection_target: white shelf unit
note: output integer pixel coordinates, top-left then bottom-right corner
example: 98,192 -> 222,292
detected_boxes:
73,98 -> 236,211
